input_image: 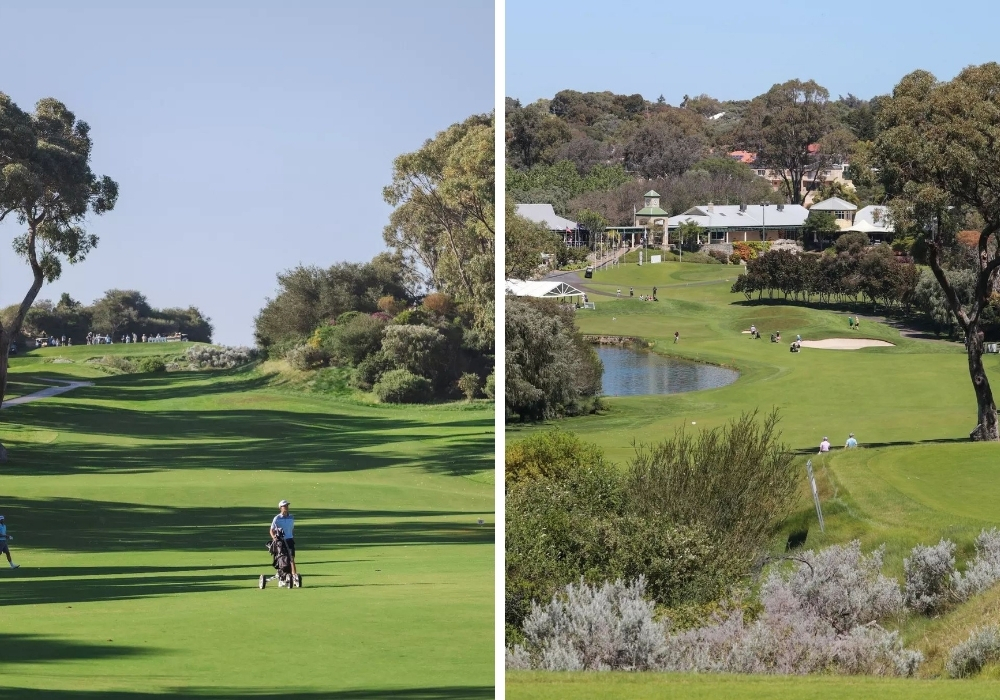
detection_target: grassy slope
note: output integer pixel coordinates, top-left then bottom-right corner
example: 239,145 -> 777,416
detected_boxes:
508,262 -> 1000,696
0,344 -> 494,698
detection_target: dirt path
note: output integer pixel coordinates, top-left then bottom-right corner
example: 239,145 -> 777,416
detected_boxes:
2,379 -> 94,408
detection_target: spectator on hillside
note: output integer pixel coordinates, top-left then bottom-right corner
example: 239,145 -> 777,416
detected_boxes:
617,288 -> 621,297
819,436 -> 831,453
849,316 -> 855,330
629,287 -> 634,297
142,334 -> 147,343
133,333 -> 138,343
652,286 -> 657,297
674,331 -> 680,344
845,433 -> 858,449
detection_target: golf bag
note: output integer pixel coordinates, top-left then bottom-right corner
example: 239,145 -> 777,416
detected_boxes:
258,527 -> 301,589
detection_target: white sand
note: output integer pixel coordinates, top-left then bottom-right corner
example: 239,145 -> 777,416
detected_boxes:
798,338 -> 895,350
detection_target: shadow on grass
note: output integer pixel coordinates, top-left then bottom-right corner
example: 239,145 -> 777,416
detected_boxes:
790,437 -> 969,456
0,688 -> 493,699
0,633 -> 155,666
0,498 -> 494,556
0,400 -> 493,478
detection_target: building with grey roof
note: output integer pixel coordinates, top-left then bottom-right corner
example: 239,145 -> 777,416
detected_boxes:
666,203 -> 809,244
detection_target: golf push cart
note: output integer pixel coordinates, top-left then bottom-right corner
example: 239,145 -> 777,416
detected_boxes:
258,527 -> 302,589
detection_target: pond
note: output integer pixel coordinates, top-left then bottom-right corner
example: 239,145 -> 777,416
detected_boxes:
595,346 -> 739,397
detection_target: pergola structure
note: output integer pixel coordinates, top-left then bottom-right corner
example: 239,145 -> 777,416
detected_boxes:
505,279 -> 586,298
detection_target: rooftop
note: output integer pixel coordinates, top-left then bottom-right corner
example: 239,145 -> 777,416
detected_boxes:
810,196 -> 858,212
515,203 -> 578,231
667,203 -> 809,229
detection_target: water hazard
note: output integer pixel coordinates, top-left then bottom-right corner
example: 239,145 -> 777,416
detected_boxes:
596,346 -> 739,397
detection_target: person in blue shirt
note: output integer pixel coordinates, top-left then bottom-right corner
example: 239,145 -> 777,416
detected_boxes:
0,515 -> 19,569
845,433 -> 858,448
270,500 -> 296,580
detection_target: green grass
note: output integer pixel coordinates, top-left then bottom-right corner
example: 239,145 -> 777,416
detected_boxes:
507,672 -> 1000,699
0,346 -> 494,698
509,261 -> 1000,694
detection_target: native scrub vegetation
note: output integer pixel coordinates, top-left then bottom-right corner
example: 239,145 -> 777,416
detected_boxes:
505,413 -> 798,644
254,113 -> 495,404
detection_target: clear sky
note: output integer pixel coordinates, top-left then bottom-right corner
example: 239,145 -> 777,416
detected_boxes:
507,0 -> 1000,105
0,1 -> 494,345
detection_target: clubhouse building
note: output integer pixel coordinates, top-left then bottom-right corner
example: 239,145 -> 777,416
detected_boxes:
665,202 -> 810,244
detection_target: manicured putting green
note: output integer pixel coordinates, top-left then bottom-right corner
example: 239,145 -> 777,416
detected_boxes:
0,344 -> 494,698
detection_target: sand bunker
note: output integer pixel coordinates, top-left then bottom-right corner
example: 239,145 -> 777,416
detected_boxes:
799,338 -> 895,350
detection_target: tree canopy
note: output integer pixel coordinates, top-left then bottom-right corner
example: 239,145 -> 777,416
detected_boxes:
383,113 -> 494,346
872,63 -> 1000,440
0,94 -> 118,455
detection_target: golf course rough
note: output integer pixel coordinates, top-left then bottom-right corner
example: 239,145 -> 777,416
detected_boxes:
507,261 -> 1000,695
0,343 -> 494,698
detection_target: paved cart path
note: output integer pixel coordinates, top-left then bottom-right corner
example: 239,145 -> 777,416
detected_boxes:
2,379 -> 93,408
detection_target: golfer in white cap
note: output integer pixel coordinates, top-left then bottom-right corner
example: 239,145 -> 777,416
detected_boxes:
0,515 -> 18,569
270,500 -> 296,578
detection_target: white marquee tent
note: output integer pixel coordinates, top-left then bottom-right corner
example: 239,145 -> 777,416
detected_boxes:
505,279 -> 585,298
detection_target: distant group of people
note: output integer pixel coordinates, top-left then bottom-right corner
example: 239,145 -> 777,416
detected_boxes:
849,315 -> 862,330
617,286 -> 659,302
38,335 -> 70,347
819,434 -> 859,453
747,324 -> 803,352
85,331 -> 167,345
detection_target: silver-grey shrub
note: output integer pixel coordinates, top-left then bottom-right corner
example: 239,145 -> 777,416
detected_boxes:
946,625 -> 1000,678
955,528 -> 1000,600
506,577 -> 667,671
767,540 -> 903,633
660,565 -> 919,676
185,345 -> 258,369
904,539 -> 957,614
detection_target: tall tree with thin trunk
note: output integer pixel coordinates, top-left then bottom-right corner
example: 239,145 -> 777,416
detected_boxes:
872,64 -> 1000,441
0,95 -> 118,459
735,79 -> 836,205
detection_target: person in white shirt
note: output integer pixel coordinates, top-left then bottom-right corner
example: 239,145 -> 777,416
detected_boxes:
819,437 -> 831,453
270,500 -> 296,578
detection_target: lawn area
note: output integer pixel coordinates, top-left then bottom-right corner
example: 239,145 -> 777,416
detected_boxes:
507,671 -> 1000,699
0,344 -> 494,698
509,261 -> 1000,695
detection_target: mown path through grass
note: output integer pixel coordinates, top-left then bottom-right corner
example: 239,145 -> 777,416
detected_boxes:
0,344 -> 494,698
508,261 -> 1000,696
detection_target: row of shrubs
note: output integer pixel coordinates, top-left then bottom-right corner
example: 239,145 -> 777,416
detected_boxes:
85,345 -> 258,375
505,412 -> 798,638
509,531 -> 1000,677
281,293 -> 493,404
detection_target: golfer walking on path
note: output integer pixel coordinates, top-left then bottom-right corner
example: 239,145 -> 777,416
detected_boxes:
270,500 -> 296,578
0,515 -> 19,569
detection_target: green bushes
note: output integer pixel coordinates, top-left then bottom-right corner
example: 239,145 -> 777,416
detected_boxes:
286,344 -> 330,371
380,324 -> 448,383
373,369 -> 431,404
505,429 -> 605,486
627,410 -> 798,572
457,372 -> 481,400
505,297 -> 603,421
138,357 -> 167,373
327,315 -> 388,366
505,412 -> 799,640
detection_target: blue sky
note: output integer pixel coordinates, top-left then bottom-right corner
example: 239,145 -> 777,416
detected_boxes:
506,0 -> 1000,105
0,1 -> 493,345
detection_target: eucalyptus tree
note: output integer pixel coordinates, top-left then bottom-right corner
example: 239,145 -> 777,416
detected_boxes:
873,64 -> 1000,440
0,95 -> 117,458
